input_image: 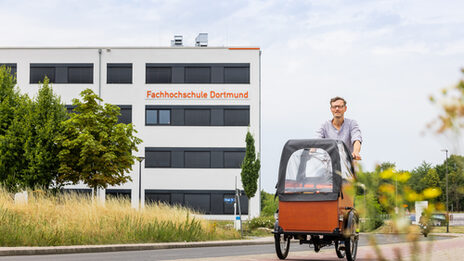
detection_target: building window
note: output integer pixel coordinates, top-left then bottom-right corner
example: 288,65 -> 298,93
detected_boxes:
145,63 -> 250,84
1,63 -> 17,77
184,109 -> 210,126
185,67 -> 211,83
145,148 -> 245,169
117,105 -> 132,124
185,151 -> 211,168
184,193 -> 211,213
146,105 -> 249,126
146,151 -> 171,168
224,67 -> 249,83
30,66 -> 55,83
224,108 -> 250,126
224,151 -> 246,168
30,64 -> 93,84
145,193 -> 171,204
107,63 -> 132,84
65,105 -> 76,114
67,66 -> 93,83
145,189 -> 248,215
106,189 -> 131,200
146,67 -> 171,83
146,109 -> 171,125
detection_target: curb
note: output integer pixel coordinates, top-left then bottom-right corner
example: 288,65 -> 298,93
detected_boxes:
0,238 -> 274,256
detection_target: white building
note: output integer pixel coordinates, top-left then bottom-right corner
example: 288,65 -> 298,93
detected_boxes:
0,40 -> 261,219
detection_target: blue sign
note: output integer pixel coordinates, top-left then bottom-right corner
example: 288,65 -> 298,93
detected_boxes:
236,216 -> 241,220
224,198 -> 235,203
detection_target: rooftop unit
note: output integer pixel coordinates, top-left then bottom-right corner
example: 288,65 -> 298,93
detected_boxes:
195,33 -> 208,47
170,35 -> 183,47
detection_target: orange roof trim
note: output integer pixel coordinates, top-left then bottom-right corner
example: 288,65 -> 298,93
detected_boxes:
228,47 -> 260,50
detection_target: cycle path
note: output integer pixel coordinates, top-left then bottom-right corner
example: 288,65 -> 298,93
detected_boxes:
167,233 -> 463,261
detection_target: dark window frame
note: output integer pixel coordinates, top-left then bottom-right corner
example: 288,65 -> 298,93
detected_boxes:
117,105 -> 132,124
30,66 -> 56,83
184,151 -> 211,168
30,63 -> 93,84
144,189 -> 249,215
145,63 -> 250,84
145,147 -> 246,169
106,189 -> 131,200
1,63 -> 17,77
184,193 -> 211,213
224,66 -> 250,84
107,63 -> 133,84
145,108 -> 171,126
145,105 -> 249,127
223,151 -> 246,168
223,108 -> 250,126
145,150 -> 172,168
146,66 -> 172,84
184,66 -> 211,84
184,108 -> 211,126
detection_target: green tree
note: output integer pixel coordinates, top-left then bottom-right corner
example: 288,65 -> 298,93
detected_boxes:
421,168 -> 440,188
435,155 -> 464,211
0,66 -> 30,192
260,190 -> 278,217
375,162 -> 396,172
22,77 -> 68,190
56,89 -> 142,193
408,161 -> 432,193
240,131 -> 261,199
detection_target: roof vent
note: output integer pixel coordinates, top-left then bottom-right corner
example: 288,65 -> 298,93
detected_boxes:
171,35 -> 183,47
195,33 -> 208,47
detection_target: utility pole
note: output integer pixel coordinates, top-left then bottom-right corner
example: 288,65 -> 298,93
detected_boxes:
441,149 -> 449,233
137,156 -> 145,210
395,172 -> 398,214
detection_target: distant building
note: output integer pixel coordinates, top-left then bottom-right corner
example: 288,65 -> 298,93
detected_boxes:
0,42 -> 261,219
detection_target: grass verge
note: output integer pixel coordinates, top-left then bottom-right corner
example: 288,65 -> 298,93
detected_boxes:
0,189 -> 240,246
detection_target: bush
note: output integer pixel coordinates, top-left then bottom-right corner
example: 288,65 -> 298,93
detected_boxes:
261,190 -> 278,217
248,216 -> 275,229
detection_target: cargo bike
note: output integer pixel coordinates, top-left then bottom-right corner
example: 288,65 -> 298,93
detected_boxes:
273,139 -> 359,261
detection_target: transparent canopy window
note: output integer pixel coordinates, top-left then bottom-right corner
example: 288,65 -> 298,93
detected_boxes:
338,143 -> 354,180
284,148 -> 333,193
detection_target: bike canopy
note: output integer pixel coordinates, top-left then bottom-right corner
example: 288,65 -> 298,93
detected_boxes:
275,139 -> 355,202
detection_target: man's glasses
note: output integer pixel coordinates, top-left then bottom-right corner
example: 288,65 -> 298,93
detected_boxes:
330,105 -> 345,109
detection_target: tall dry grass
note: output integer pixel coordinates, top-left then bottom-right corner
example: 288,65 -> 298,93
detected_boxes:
0,189 -> 239,246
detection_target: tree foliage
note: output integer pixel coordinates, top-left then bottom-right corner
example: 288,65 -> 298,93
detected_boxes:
434,155 -> 464,212
409,161 -> 432,193
241,131 -> 261,199
0,69 -> 69,192
421,168 -> 440,188
23,77 -> 68,189
0,65 -> 29,192
260,190 -> 278,217
56,89 -> 142,191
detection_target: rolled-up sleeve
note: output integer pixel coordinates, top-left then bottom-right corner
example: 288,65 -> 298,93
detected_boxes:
350,120 -> 362,145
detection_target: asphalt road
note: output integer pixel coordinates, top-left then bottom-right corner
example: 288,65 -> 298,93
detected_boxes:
0,234 -> 450,261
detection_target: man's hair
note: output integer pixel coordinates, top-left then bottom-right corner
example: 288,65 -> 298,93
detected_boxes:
330,96 -> 346,106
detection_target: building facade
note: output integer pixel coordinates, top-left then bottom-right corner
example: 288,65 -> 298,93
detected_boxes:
0,46 -> 261,219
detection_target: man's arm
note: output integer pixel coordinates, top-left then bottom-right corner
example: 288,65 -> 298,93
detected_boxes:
351,120 -> 362,160
316,123 -> 326,139
352,140 -> 361,160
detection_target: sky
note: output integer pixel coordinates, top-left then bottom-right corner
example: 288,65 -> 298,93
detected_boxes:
1,0 -> 463,192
